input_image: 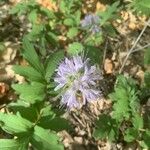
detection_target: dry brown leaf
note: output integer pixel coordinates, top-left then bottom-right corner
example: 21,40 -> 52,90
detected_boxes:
104,58 -> 113,74
96,2 -> 106,12
37,0 -> 58,11
0,82 -> 9,98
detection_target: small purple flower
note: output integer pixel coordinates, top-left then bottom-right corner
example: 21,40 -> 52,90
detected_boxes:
81,14 -> 101,34
54,55 -> 103,109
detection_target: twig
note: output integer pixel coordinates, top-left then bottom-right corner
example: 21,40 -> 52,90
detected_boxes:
131,43 -> 150,53
102,39 -> 108,66
119,18 -> 150,74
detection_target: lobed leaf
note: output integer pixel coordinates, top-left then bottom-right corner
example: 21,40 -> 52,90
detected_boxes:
31,126 -> 64,150
45,51 -> 64,81
12,82 -> 46,104
0,112 -> 32,135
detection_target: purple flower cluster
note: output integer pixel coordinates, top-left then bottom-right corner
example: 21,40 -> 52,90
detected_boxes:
81,14 -> 101,34
54,55 -> 103,109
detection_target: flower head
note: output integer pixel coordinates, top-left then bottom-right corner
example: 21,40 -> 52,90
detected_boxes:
54,55 -> 103,109
81,14 -> 101,34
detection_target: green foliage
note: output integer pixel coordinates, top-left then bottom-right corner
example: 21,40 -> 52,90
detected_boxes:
0,112 -> 32,135
94,75 -> 149,148
13,65 -> 44,83
98,1 -> 120,25
93,115 -> 119,141
8,100 -> 38,122
0,36 -> 67,149
45,51 -> 64,81
0,112 -> 64,149
67,42 -> 83,56
22,37 -> 44,74
129,0 -> 150,15
31,125 -> 64,150
4,0 -> 149,149
0,139 -> 28,150
12,82 -> 46,104
109,75 -> 139,121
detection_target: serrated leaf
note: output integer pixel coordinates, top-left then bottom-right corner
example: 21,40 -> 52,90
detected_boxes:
37,106 -> 70,131
31,126 -> 64,150
63,18 -> 75,26
9,3 -> 28,15
84,45 -> 102,64
0,112 -> 32,135
13,65 -> 44,83
8,100 -> 38,122
40,7 -> 55,19
93,114 -> 118,141
109,75 -> 139,121
27,24 -> 44,40
74,10 -> 81,25
22,37 -> 44,74
132,114 -> 143,129
131,0 -> 150,15
98,1 -> 120,25
12,82 -> 46,103
141,130 -> 150,149
0,138 -> 29,150
46,32 -> 58,47
45,51 -> 64,81
67,27 -> 78,39
68,42 -> 83,55
124,128 -> 138,142
28,9 -> 37,23
39,117 -> 71,131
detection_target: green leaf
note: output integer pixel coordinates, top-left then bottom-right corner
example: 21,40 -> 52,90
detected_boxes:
85,45 -> 102,64
132,114 -> 143,129
139,0 -> 150,8
144,48 -> 150,65
40,7 -> 55,19
0,112 -> 32,135
22,37 -> 44,74
39,117 -> 70,131
74,10 -> 81,25
63,18 -> 75,26
0,139 -> 26,150
8,100 -> 38,122
12,82 -> 46,103
103,23 -> 117,37
68,42 -> 83,55
37,105 -> 70,131
67,27 -> 78,39
98,1 -> 120,25
31,126 -> 64,150
46,32 -> 58,47
27,24 -> 44,40
140,130 -> 150,149
45,51 -> 64,81
93,114 -> 118,141
28,9 -> 37,24
13,65 -> 44,83
9,3 -> 28,15
109,75 -> 139,121
131,0 -> 150,15
124,128 -> 138,142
